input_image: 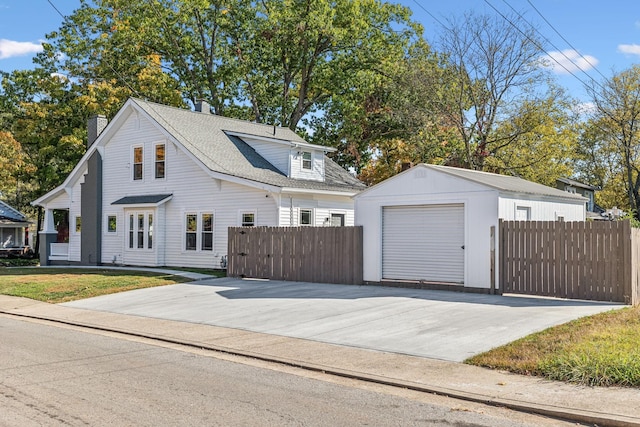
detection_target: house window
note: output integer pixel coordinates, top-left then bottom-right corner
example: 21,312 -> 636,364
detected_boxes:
107,215 -> 117,233
515,206 -> 531,221
129,214 -> 134,248
241,212 -> 255,227
75,216 -> 82,233
127,211 -> 153,250
148,214 -> 153,249
137,214 -> 145,248
133,146 -> 143,180
302,151 -> 312,170
186,214 -> 197,250
300,208 -> 312,225
202,213 -> 213,251
155,144 -> 165,179
330,213 -> 345,226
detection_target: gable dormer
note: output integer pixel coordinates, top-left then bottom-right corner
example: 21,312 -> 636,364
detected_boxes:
289,148 -> 324,181
224,130 -> 335,182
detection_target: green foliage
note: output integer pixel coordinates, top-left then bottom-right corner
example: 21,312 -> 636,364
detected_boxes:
581,65 -> 640,217
0,268 -> 192,303
468,307 -> 640,387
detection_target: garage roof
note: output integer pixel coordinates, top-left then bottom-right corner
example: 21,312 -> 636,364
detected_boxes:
424,164 -> 586,201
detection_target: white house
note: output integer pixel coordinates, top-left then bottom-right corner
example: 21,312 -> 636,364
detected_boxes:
33,98 -> 364,268
354,164 -> 587,291
0,200 -> 30,253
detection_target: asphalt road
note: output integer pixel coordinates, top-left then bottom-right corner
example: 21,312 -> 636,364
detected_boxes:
63,277 -> 623,361
0,315 -> 574,426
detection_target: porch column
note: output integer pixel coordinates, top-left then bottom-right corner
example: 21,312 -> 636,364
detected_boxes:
39,208 -> 57,266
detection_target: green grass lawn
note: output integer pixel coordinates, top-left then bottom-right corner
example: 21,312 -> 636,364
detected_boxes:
467,306 -> 640,387
0,268 -> 197,303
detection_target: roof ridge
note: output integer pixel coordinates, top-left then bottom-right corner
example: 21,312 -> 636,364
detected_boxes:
130,97 -> 301,136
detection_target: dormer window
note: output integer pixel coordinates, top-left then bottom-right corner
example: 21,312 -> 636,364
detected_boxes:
302,151 -> 312,170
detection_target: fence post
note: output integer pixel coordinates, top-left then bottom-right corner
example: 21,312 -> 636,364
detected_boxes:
490,225 -> 496,294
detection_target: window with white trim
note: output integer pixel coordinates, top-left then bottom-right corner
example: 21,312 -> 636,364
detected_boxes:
330,213 -> 345,226
155,144 -> 165,179
184,212 -> 214,251
185,214 -> 197,251
202,213 -> 213,251
299,208 -> 312,225
127,211 -> 153,250
75,216 -> 81,233
515,206 -> 531,221
241,212 -> 255,227
133,146 -> 143,180
302,151 -> 312,170
107,215 -> 117,233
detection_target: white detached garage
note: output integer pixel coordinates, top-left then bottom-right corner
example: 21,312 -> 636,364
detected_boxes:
355,164 -> 587,291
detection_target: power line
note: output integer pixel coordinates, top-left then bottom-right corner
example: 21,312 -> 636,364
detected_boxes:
483,0 -> 604,92
500,0 -> 605,89
525,0 -> 608,80
409,0 -> 450,32
46,0 -> 141,97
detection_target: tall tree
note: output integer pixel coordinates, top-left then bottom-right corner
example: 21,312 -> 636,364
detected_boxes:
585,65 -> 640,216
44,0 -> 419,129
309,42 -> 460,181
435,11 -> 555,171
483,87 -> 578,186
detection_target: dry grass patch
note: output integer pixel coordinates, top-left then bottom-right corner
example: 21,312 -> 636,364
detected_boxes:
0,268 -> 192,303
467,306 -> 640,387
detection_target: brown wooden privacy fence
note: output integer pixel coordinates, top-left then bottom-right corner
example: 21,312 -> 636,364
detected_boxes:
227,226 -> 363,285
500,220 -> 640,304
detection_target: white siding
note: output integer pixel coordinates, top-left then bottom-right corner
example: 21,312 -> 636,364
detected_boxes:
277,194 -> 355,226
355,165 -> 499,288
241,137 -> 290,174
100,112 -> 278,268
289,150 -> 324,181
498,196 -> 586,221
355,165 -> 588,289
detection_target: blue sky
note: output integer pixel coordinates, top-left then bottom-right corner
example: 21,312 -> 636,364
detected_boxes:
0,0 -> 639,102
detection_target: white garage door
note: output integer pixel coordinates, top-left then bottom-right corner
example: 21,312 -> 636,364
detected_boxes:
382,204 -> 465,283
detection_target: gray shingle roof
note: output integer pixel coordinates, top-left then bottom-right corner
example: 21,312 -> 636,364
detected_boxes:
0,200 -> 27,222
131,98 -> 365,192
112,194 -> 173,205
424,164 -> 587,201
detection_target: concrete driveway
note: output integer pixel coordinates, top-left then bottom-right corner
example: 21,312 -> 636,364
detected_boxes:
63,277 -> 623,362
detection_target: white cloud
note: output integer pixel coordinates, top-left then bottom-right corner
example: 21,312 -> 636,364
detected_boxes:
541,49 -> 599,75
618,44 -> 640,56
0,38 -> 43,59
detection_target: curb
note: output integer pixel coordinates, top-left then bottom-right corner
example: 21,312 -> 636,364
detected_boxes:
2,309 -> 638,427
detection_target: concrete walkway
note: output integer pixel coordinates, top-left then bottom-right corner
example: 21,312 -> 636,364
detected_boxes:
62,277 -> 622,362
0,293 -> 638,426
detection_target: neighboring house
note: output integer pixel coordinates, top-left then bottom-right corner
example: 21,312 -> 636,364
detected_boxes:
556,177 -> 601,214
33,98 -> 364,268
355,164 -> 587,291
0,200 -> 31,256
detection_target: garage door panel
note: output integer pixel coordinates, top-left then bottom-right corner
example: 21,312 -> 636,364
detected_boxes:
382,204 -> 464,283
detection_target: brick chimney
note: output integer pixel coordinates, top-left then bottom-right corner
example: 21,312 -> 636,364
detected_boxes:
87,115 -> 108,148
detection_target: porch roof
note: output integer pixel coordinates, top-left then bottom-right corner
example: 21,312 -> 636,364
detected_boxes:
111,194 -> 173,206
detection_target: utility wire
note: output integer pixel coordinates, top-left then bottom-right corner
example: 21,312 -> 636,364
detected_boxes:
409,0 -> 450,32
483,0 -> 603,92
500,0 -> 605,91
46,0 -> 141,97
526,0 -> 608,81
